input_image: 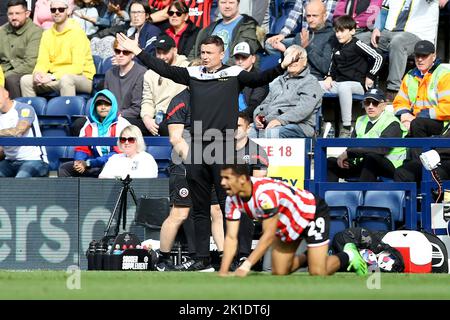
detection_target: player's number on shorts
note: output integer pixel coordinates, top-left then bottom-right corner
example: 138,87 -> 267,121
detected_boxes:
307,217 -> 325,238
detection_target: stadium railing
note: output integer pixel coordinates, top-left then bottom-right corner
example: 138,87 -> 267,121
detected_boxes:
313,137 -> 450,232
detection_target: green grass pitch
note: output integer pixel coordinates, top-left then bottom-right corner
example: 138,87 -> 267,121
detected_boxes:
0,271 -> 450,300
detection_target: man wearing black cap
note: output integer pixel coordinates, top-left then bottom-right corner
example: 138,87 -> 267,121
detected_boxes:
327,88 -> 408,182
232,41 -> 269,120
59,89 -> 130,177
393,40 -> 450,159
141,34 -> 190,136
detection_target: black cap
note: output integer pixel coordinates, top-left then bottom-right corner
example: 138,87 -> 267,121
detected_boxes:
414,40 -> 435,55
154,34 -> 176,52
94,94 -> 112,105
364,88 -> 385,103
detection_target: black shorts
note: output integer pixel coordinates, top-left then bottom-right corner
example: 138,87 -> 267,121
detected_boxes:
169,163 -> 219,206
303,195 -> 330,247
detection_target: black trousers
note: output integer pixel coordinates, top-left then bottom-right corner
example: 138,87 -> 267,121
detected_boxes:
394,159 -> 450,184
185,139 -> 254,261
408,118 -> 444,160
327,153 -> 396,182
58,161 -> 102,177
5,73 -> 26,99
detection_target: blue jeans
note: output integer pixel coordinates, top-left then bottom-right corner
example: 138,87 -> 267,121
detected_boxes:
0,160 -> 49,178
249,123 -> 307,138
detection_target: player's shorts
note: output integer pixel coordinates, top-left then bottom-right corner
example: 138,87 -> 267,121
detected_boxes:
169,163 -> 192,207
302,195 -> 330,248
169,163 -> 219,206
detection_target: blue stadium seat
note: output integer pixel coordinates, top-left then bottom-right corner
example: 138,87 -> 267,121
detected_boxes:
101,56 -> 114,74
46,96 -> 86,116
355,190 -> 405,231
14,97 -> 47,116
93,55 -> 103,74
91,74 -> 105,96
84,98 -> 93,115
257,51 -> 281,71
46,146 -> 67,171
147,145 -> 172,178
325,191 -> 363,242
39,115 -> 71,136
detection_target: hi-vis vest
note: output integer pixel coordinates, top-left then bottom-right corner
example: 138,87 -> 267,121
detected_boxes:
406,64 -> 450,107
355,111 -> 408,168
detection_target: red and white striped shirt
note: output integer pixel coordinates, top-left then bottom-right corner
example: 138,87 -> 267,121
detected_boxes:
225,177 -> 317,242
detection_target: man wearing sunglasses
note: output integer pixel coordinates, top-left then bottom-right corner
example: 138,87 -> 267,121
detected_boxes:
20,0 -> 95,97
327,88 -> 408,182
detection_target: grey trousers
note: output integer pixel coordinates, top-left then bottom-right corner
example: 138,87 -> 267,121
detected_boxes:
319,80 -> 364,127
358,30 -> 421,91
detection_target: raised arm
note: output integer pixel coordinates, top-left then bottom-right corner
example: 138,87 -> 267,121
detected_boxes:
116,33 -> 190,86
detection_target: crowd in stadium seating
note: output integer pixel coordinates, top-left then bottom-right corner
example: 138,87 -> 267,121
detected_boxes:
1,0 -> 450,274
0,0 -> 449,178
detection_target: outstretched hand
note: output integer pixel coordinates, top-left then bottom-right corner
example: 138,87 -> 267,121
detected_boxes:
116,33 -> 142,55
281,51 -> 300,69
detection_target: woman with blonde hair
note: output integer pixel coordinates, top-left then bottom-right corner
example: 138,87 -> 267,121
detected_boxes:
99,124 -> 158,178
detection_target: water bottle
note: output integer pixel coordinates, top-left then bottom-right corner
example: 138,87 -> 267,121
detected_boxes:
155,110 -> 164,125
86,240 -> 97,270
94,241 -> 106,270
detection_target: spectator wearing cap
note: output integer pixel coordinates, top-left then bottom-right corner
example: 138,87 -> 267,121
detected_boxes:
327,88 -> 408,182
393,40 -> 450,160
59,89 -> 130,177
141,34 -> 189,136
20,0 -> 95,97
164,0 -> 200,57
250,45 -> 322,139
232,41 -> 269,120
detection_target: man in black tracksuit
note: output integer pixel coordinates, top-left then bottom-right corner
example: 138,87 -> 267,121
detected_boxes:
117,33 -> 297,271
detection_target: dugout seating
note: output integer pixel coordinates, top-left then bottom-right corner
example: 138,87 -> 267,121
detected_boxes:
355,190 -> 406,231
325,190 -> 363,242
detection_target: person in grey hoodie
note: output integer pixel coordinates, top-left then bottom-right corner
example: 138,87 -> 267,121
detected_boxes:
250,45 -> 322,138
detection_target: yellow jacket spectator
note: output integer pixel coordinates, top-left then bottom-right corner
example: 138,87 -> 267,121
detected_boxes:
20,0 -> 95,97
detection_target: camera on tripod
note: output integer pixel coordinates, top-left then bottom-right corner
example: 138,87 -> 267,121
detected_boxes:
86,175 -> 158,270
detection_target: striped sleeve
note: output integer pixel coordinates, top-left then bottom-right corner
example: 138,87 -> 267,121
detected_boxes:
225,196 -> 241,221
356,40 -> 383,78
256,190 -> 279,219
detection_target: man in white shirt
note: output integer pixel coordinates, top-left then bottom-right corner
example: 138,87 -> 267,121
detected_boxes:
0,86 -> 48,177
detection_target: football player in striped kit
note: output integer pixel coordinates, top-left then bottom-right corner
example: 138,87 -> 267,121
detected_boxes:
218,162 -> 368,277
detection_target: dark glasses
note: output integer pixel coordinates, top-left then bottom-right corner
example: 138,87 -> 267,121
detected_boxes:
363,99 -> 380,107
114,49 -> 132,56
119,137 -> 136,144
50,7 -> 66,13
168,10 -> 184,17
